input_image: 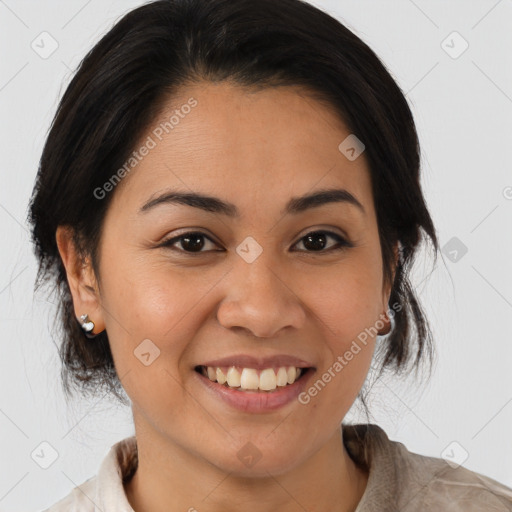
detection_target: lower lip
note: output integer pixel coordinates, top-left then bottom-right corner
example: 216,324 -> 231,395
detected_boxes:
193,367 -> 315,413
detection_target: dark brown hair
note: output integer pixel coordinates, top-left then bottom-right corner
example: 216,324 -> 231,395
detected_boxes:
28,0 -> 439,412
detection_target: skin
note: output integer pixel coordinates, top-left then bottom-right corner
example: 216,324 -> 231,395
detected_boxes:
57,81 -> 397,512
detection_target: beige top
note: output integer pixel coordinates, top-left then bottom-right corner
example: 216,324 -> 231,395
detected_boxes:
42,423 -> 512,511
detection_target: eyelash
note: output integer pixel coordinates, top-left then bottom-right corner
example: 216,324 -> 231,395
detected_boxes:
159,230 -> 352,255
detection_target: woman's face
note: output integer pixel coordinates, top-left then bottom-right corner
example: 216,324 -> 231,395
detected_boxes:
66,81 -> 394,475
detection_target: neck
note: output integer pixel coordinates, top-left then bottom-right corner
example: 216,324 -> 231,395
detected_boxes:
124,424 -> 368,512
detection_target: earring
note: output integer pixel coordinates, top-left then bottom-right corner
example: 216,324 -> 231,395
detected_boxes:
378,309 -> 395,336
79,314 -> 97,339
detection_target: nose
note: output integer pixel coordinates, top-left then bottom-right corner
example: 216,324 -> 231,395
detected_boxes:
216,256 -> 306,339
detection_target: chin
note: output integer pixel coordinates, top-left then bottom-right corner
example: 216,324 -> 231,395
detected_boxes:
208,443 -> 307,478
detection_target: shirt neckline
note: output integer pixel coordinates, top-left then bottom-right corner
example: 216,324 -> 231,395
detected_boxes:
97,422 -> 397,512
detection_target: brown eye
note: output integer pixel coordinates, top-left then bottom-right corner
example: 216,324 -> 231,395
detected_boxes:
160,232 -> 219,253
159,229 -> 351,255
293,231 -> 350,253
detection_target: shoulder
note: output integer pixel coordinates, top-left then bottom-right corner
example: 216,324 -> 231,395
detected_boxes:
343,423 -> 512,512
40,436 -> 137,512
397,445 -> 512,511
41,476 -> 97,511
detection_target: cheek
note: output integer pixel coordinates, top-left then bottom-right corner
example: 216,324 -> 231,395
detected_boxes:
97,248 -> 206,371
99,258 -> 214,420
290,256 -> 381,406
292,255 -> 384,338
297,271 -> 378,420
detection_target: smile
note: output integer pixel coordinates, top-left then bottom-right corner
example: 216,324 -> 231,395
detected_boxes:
193,365 -> 315,413
195,365 -> 308,392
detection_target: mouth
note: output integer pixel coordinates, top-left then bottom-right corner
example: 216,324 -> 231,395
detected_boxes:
194,364 -> 314,393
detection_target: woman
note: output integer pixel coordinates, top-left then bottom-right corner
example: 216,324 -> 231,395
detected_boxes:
29,0 -> 512,510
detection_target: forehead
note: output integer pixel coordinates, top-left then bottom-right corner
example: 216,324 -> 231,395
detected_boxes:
109,81 -> 375,221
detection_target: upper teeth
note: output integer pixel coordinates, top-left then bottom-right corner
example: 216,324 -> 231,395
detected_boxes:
201,366 -> 303,391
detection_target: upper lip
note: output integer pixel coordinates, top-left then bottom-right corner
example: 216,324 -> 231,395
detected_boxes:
197,354 -> 315,371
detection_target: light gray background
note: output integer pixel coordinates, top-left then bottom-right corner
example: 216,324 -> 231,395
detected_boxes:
1,0 -> 511,510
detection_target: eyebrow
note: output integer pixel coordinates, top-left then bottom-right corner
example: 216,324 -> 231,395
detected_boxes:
139,187 -> 366,217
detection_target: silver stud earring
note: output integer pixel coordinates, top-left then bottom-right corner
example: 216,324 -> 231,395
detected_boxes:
79,314 -> 97,339
378,309 -> 395,337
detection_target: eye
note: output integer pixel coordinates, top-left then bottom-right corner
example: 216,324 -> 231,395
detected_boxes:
159,229 -> 351,254
292,230 -> 351,253
159,231 -> 219,253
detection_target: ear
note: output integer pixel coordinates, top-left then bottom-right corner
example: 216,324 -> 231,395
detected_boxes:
378,241 -> 400,335
55,225 -> 105,336
382,241 -> 399,303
